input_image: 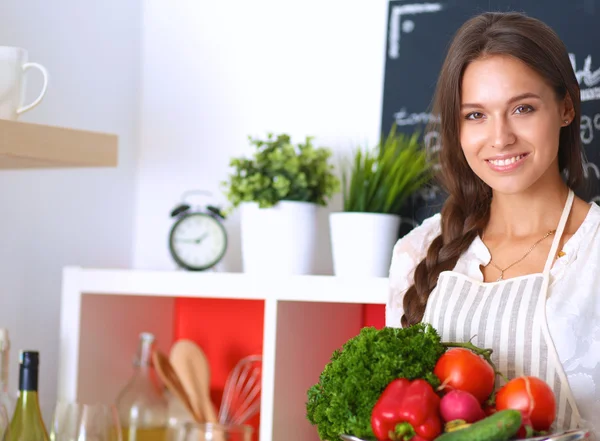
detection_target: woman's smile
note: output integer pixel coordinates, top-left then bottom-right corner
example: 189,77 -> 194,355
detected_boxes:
485,152 -> 530,172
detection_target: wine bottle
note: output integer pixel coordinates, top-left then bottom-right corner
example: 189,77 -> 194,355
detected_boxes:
8,351 -> 49,441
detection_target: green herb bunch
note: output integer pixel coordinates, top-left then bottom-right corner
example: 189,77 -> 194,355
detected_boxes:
222,133 -> 340,209
342,125 -> 434,214
306,323 -> 445,441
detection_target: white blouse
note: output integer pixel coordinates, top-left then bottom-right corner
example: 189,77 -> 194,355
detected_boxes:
386,203 -> 600,433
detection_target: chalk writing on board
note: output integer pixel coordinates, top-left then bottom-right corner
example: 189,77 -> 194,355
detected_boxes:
388,3 -> 443,59
571,54 -> 600,88
394,109 -> 440,126
403,20 -> 416,33
583,160 -> 600,181
419,128 -> 444,202
394,108 -> 441,193
580,113 -> 600,145
579,112 -> 600,181
571,54 -> 600,102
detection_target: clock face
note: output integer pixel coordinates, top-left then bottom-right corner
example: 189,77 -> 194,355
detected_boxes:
169,213 -> 227,270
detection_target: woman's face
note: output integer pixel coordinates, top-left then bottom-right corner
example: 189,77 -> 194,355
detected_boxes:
459,54 -> 573,195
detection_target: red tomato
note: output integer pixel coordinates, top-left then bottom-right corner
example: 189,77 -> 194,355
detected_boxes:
434,348 -> 495,404
496,376 -> 556,432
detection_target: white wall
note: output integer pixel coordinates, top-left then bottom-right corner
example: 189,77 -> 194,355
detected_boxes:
134,1 -> 389,274
0,0 -> 140,421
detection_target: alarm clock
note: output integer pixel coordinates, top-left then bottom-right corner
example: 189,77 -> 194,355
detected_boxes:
168,191 -> 228,271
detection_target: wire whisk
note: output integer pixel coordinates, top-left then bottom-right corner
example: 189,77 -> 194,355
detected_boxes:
218,354 -> 262,425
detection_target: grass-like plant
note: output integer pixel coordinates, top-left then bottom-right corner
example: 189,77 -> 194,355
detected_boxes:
341,125 -> 434,214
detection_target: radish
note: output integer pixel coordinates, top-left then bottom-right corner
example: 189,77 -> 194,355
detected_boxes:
439,390 -> 486,423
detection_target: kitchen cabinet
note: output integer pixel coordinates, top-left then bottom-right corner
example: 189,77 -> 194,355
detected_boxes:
0,119 -> 117,169
57,267 -> 388,441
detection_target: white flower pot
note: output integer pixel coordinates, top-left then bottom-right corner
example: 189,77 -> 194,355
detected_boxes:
239,201 -> 318,275
329,212 -> 410,277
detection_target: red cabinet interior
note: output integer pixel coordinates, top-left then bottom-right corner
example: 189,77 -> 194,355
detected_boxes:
173,298 -> 385,440
174,298 -> 264,440
363,304 -> 385,329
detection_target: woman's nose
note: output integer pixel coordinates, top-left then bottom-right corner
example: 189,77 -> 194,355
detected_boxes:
490,117 -> 516,149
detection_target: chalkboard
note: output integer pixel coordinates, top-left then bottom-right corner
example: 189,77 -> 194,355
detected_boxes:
381,0 -> 600,235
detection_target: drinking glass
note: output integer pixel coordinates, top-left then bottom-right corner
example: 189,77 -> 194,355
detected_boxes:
50,402 -> 122,441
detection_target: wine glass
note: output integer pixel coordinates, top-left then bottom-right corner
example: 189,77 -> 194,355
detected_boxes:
0,403 -> 9,441
50,402 -> 121,441
50,401 -> 78,441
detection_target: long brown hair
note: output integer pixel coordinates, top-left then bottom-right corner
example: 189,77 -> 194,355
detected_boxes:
401,11 -> 584,327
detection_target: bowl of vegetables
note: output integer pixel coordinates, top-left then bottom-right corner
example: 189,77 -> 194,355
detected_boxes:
305,324 -> 592,441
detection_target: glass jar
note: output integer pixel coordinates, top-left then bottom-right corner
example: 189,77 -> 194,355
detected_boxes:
116,332 -> 168,441
171,422 -> 253,441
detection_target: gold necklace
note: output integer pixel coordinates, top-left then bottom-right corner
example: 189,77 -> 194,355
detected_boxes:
486,229 -> 556,282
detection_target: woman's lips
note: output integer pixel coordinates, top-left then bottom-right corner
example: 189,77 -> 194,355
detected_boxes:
485,153 -> 529,172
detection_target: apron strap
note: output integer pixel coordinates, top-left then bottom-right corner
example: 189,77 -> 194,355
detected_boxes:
543,189 -> 574,275
538,188 -> 583,428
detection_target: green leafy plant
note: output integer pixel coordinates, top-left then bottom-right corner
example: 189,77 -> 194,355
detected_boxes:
341,125 -> 434,214
222,133 -> 340,209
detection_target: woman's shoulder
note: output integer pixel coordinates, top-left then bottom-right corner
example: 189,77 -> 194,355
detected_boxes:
386,213 -> 442,327
565,201 -> 600,254
583,201 -> 600,230
391,212 -> 442,261
551,202 -> 600,289
583,202 -> 600,238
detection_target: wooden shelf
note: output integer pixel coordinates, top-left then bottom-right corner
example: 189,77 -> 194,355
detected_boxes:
0,119 -> 117,169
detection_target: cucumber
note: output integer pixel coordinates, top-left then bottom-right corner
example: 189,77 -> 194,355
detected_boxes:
434,409 -> 522,441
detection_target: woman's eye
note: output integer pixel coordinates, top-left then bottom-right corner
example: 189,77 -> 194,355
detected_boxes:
515,105 -> 534,114
465,112 -> 484,120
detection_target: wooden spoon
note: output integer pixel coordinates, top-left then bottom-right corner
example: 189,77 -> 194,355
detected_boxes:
152,350 -> 203,423
169,340 -> 219,424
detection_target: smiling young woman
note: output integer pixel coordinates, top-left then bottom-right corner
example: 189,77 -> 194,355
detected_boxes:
386,11 -> 600,437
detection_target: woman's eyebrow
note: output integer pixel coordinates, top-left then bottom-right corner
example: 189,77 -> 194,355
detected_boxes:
461,92 -> 542,110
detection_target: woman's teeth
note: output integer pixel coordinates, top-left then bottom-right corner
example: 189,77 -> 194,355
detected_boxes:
488,154 -> 526,166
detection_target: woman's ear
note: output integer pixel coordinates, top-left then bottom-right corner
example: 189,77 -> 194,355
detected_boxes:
561,93 -> 575,125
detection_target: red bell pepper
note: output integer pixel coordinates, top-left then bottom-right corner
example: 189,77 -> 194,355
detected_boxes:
371,378 -> 442,441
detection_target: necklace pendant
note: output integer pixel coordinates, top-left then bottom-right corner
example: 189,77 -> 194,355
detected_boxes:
496,274 -> 504,282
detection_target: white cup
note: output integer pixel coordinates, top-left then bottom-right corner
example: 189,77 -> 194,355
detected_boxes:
0,46 -> 48,120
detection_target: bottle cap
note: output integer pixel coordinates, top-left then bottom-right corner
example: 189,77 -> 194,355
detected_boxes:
140,332 -> 155,342
19,351 -> 39,368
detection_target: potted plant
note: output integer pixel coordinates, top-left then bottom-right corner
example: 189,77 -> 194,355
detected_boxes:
330,125 -> 434,277
222,133 -> 340,275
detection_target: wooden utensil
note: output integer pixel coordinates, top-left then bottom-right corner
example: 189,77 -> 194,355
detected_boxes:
169,340 -> 219,424
152,350 -> 202,423
170,340 -> 225,441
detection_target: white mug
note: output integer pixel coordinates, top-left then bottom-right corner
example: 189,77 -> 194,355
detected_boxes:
0,46 -> 48,120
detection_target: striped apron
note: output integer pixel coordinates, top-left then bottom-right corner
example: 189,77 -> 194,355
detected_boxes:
422,189 -> 581,431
